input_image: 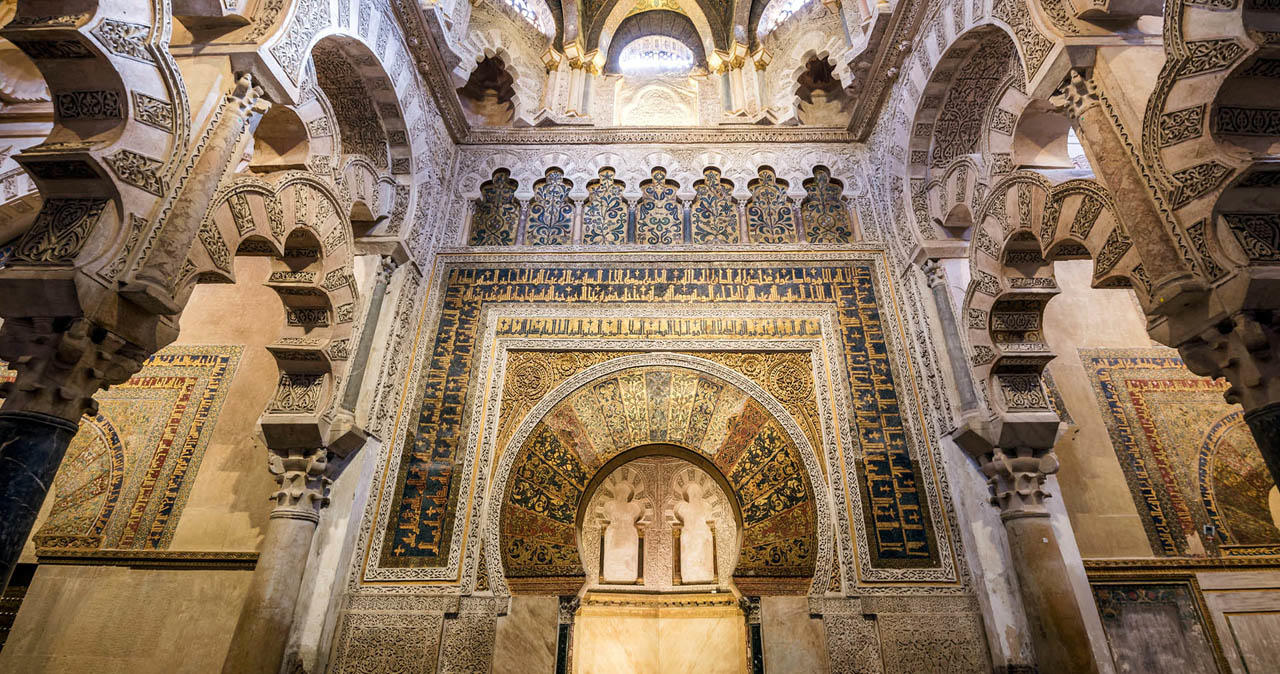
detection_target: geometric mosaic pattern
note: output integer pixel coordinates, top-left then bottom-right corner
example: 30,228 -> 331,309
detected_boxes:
32,345 -> 242,551
385,261 -> 938,572
1082,348 -> 1280,557
500,364 -> 817,582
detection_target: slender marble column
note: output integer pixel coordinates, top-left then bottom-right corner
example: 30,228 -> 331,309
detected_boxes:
222,447 -> 331,674
340,256 -> 398,412
922,260 -> 978,412
0,412 -> 79,587
981,447 -> 1099,674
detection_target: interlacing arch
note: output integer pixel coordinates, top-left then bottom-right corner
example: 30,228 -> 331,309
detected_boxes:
1140,0 -> 1280,280
190,172 -> 359,433
962,171 -> 1134,411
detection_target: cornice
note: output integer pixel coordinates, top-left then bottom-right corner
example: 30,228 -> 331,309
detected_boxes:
35,548 -> 259,569
846,0 -> 929,140
460,125 -> 858,145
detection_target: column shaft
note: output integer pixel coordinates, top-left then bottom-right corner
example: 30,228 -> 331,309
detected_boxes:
222,446 -> 330,674
1003,513 -> 1099,674
221,514 -> 318,674
1245,402 -> 1280,487
0,412 -> 80,589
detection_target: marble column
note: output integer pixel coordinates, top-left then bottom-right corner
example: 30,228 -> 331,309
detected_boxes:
339,256 -> 398,412
222,447 -> 331,674
0,317 -> 145,590
980,447 -> 1099,674
0,412 -> 79,587
922,260 -> 978,412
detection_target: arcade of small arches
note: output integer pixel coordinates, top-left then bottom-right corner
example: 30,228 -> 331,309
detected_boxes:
0,0 -> 1277,672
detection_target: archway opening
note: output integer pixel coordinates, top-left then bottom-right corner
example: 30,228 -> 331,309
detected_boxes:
249,105 -> 310,172
571,444 -> 748,673
1012,101 -> 1091,172
457,56 -> 517,127
795,55 -> 851,126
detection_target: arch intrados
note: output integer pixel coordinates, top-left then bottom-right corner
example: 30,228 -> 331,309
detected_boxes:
308,34 -> 413,169
603,11 -> 709,73
488,352 -> 830,595
592,0 -> 718,60
575,443 -> 745,534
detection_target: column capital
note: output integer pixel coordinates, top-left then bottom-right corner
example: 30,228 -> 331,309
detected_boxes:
0,317 -> 148,421
375,254 -> 400,285
1178,309 -> 1280,412
980,447 -> 1059,520
266,447 -> 332,523
921,258 -> 946,288
1049,68 -> 1100,121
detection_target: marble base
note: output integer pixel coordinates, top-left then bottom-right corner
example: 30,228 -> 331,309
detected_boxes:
573,592 -> 747,674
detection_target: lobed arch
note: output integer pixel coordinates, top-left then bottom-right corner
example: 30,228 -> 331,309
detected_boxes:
261,5 -> 437,181
183,172 -> 362,445
905,26 -> 1025,243
768,36 -> 851,124
452,37 -> 543,127
961,172 -> 1141,415
1136,0 -> 1276,287
484,352 -> 833,597
904,19 -> 1092,251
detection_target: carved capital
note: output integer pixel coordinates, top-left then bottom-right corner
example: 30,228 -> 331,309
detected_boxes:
1049,69 -> 1100,121
266,447 -> 332,523
980,447 -> 1059,520
375,254 -> 400,285
1178,310 -> 1280,413
921,258 -> 946,289
0,317 -> 147,421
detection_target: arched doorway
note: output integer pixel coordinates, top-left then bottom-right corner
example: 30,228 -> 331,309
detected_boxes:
493,359 -> 825,673
574,446 -> 745,673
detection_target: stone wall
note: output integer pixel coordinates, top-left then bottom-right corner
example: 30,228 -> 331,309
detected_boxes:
0,257 -> 286,672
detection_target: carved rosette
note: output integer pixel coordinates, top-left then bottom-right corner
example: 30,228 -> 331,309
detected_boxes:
267,447 -> 332,523
979,447 -> 1059,520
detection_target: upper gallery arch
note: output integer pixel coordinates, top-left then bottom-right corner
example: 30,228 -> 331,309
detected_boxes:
588,0 -> 731,56
604,10 -> 710,74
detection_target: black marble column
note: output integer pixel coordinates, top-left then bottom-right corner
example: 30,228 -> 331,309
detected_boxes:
1245,401 -> 1280,487
0,410 -> 79,590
